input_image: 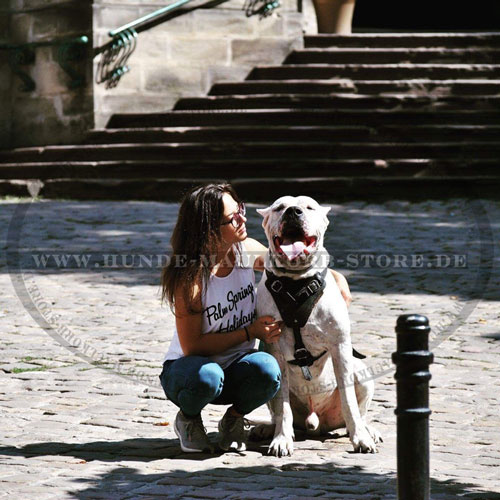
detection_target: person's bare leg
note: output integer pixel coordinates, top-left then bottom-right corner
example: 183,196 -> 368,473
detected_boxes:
312,0 -> 356,34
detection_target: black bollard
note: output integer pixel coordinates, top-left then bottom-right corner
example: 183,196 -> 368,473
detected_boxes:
392,314 -> 434,500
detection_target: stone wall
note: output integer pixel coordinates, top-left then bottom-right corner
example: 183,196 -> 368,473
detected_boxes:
93,0 -> 309,128
3,0 -> 312,147
6,0 -> 94,148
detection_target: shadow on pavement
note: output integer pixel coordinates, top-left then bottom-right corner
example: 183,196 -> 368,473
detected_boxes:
1,436 -> 499,499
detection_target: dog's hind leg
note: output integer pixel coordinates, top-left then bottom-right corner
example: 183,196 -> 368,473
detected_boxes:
353,358 -> 374,419
249,422 -> 275,441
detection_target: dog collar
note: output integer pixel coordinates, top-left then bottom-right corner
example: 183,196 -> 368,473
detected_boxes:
268,254 -> 314,275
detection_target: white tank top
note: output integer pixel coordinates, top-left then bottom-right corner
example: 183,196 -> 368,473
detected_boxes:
163,245 -> 258,369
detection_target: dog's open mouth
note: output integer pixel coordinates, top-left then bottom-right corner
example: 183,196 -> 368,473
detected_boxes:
273,230 -> 317,261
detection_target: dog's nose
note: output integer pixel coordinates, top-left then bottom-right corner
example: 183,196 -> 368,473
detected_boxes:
284,206 -> 304,218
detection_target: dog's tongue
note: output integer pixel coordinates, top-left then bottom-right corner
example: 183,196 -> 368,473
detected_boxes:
281,240 -> 307,260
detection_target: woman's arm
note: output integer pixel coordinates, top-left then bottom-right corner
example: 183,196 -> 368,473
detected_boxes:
243,237 -> 267,272
175,283 -> 282,356
330,269 -> 352,307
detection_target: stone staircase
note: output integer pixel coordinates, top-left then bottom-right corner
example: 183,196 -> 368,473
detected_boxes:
1,32 -> 499,201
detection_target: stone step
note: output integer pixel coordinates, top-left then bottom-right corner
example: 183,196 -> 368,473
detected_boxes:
285,48 -> 500,65
173,94 -> 500,111
209,79 -> 500,96
106,109 -> 500,128
2,142 -> 499,163
86,125 -> 500,144
0,159 -> 497,180
1,175 -> 498,202
303,33 -> 500,49
247,64 -> 500,81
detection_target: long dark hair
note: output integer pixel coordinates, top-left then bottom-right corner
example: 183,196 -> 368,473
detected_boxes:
161,183 -> 242,314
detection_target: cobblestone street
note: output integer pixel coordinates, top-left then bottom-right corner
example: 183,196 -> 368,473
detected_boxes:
0,196 -> 499,500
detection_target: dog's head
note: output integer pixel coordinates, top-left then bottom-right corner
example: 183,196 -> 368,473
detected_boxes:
257,196 -> 331,274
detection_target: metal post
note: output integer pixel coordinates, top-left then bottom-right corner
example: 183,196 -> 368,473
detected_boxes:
392,314 -> 433,500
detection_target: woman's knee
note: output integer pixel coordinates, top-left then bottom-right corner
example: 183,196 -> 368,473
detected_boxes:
245,352 -> 281,387
193,362 -> 224,397
165,356 -> 224,400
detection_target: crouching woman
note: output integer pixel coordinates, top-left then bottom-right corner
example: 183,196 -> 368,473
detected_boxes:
159,183 -> 283,453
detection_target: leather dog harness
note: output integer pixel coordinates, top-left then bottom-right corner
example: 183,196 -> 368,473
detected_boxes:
265,268 -> 365,381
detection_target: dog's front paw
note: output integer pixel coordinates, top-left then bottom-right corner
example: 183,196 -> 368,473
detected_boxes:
366,424 -> 383,444
268,434 -> 294,457
351,426 -> 377,454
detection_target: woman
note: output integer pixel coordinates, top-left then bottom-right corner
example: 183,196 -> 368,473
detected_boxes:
159,183 -> 352,453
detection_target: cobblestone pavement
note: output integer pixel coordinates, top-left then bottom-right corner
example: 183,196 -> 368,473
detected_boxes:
0,196 -> 499,500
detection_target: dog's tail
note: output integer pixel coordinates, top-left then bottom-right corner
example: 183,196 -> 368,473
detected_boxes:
305,412 -> 320,432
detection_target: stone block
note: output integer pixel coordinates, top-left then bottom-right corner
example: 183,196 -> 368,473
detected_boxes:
146,14 -> 194,35
231,37 -> 299,65
143,65 -> 203,94
191,10 -> 256,37
302,0 -> 317,33
61,92 -> 93,117
33,60 -> 67,95
284,12 -> 306,37
96,5 -> 141,31
30,5 -> 91,41
168,38 -> 229,65
10,13 -> 33,43
0,11 -> 9,40
11,95 -> 91,147
204,64 -> 251,91
254,12 -> 285,37
0,92 -> 11,148
133,34 -> 169,62
0,59 -> 11,92
20,0 -> 71,9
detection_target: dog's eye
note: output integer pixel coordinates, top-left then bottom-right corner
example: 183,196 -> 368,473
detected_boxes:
307,206 -> 314,210
273,204 -> 285,212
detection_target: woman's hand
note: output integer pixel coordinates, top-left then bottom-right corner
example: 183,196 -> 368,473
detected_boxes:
330,269 -> 352,307
248,316 -> 284,344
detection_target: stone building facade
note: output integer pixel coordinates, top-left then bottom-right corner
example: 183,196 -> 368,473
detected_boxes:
1,0 -> 312,148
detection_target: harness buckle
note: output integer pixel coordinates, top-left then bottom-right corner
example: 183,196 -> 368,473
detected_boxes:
307,280 -> 320,294
294,348 -> 310,362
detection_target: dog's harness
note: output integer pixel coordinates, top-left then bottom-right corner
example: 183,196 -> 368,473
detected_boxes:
265,268 -> 366,381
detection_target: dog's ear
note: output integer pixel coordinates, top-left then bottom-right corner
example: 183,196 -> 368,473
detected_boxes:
256,207 -> 271,217
320,205 -> 332,216
256,206 -> 272,229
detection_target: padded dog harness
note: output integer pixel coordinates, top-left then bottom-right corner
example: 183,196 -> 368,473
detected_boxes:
265,268 -> 365,381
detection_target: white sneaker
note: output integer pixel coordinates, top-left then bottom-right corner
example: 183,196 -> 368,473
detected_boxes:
174,411 -> 214,453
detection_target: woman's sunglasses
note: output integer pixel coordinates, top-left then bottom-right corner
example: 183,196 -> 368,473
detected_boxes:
220,203 -> 246,228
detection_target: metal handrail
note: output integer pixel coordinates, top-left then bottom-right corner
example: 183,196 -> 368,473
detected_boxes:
1,35 -> 89,92
109,0 -> 193,37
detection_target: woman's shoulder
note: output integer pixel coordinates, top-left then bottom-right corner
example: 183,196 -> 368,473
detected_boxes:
240,238 -> 266,271
241,237 -> 266,253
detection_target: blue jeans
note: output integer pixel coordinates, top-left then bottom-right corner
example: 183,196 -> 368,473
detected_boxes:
158,351 -> 281,417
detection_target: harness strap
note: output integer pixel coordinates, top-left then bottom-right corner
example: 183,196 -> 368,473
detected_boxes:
266,268 -> 329,380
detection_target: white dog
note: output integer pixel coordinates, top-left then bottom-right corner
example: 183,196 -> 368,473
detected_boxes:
252,196 -> 382,457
